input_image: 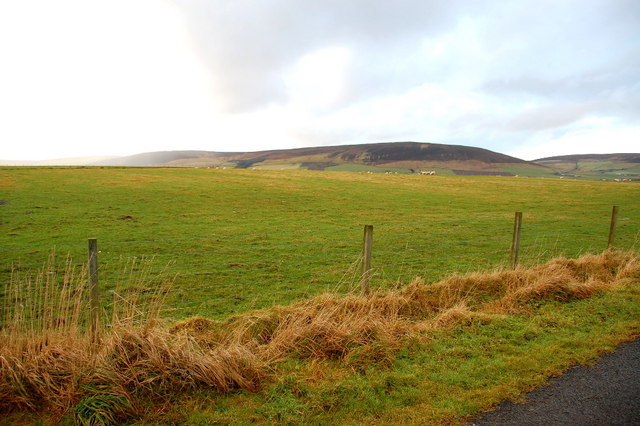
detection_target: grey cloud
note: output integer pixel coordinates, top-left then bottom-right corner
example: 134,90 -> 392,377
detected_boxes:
174,0 -> 471,112
484,47 -> 640,99
507,102 -> 599,131
482,0 -> 640,77
481,0 -> 640,100
483,77 -> 567,98
177,0 -> 639,112
484,47 -> 640,131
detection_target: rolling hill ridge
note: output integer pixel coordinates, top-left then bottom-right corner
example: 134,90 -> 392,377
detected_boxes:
89,142 -> 550,176
3,142 -> 638,179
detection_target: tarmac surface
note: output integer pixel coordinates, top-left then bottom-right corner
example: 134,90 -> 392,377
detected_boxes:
471,338 -> 640,425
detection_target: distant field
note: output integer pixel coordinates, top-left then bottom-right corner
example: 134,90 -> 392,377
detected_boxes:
325,163 -> 412,173
501,165 -> 558,178
534,158 -> 640,180
1,167 -> 638,319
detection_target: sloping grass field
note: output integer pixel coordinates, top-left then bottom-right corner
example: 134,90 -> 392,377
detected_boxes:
1,167 -> 638,319
1,167 -> 639,424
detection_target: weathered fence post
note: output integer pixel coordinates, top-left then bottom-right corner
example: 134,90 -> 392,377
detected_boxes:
607,206 -> 619,249
510,212 -> 523,269
362,225 -> 373,295
88,238 -> 100,339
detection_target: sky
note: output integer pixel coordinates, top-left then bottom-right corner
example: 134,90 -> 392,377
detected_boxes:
0,0 -> 638,161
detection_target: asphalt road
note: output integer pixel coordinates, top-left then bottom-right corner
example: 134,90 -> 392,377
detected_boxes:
471,338 -> 640,425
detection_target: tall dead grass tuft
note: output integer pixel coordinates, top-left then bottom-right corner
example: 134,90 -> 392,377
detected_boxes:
211,292 -> 418,364
428,301 -> 494,329
0,256 -> 92,414
496,250 -> 637,310
108,326 -> 263,393
0,256 -> 263,419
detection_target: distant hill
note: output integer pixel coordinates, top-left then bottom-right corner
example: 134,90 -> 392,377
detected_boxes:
4,144 -> 637,180
89,142 -> 551,176
90,151 -> 227,167
534,153 -> 640,179
9,144 -> 640,180
0,156 -> 120,166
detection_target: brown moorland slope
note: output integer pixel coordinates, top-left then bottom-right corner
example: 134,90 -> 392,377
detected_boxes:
90,141 -> 551,176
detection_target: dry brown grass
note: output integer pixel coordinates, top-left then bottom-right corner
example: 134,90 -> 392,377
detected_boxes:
0,258 -> 263,420
172,249 -> 639,364
1,249 -> 638,420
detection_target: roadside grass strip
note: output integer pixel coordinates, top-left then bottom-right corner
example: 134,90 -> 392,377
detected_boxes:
1,250 -> 638,424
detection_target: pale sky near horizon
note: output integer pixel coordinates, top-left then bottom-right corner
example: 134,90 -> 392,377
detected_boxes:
0,0 -> 638,161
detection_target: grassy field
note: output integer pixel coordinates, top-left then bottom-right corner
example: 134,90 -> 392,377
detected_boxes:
1,167 -> 639,319
1,166 -> 639,424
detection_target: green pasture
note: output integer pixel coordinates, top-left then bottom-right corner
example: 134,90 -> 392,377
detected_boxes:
535,159 -> 640,180
325,164 -> 411,173
501,166 -> 557,178
1,167 -> 639,319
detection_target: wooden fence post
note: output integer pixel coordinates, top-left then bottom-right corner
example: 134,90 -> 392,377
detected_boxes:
607,206 -> 619,249
88,238 -> 100,339
362,225 -> 373,295
510,212 -> 523,269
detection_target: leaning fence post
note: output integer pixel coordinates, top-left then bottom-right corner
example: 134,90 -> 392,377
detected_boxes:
607,206 -> 619,249
362,225 -> 373,295
88,238 -> 100,339
510,212 -> 523,269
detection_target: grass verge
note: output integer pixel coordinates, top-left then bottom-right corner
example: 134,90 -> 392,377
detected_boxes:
1,250 -> 638,424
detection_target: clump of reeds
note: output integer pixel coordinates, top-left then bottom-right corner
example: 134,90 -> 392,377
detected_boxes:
1,249 -> 638,422
172,249 -> 640,365
1,255 -> 90,414
0,256 -> 263,422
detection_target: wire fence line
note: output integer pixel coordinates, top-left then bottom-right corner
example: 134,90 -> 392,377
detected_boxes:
1,207 -> 638,321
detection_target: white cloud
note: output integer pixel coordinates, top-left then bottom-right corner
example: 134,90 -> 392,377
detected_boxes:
285,47 -> 352,112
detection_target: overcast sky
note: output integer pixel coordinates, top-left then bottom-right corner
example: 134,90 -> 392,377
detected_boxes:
0,0 -> 638,161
